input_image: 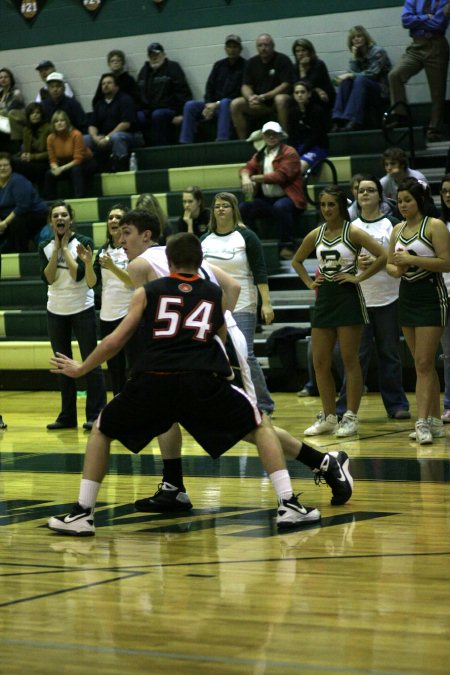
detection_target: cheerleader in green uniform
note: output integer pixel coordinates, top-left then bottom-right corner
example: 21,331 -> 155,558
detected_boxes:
388,178 -> 450,445
293,185 -> 386,437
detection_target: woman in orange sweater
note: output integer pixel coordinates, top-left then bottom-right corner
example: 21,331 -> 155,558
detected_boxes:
45,111 -> 96,199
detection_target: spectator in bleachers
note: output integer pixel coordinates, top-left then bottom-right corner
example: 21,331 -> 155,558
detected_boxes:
12,102 -> 51,184
388,1 -> 449,141
291,38 -> 335,109
35,59 -> 74,103
179,34 -> 246,144
135,192 -> 172,242
201,191 -> 275,415
89,204 -> 134,395
0,68 -> 26,151
92,50 -> 141,108
176,186 -> 210,238
287,80 -> 331,175
380,147 -> 427,201
85,73 -> 143,173
44,111 -> 96,199
39,200 -> 106,430
42,72 -> 87,133
230,34 -> 293,140
331,26 -> 391,132
137,42 -> 192,146
0,152 -> 48,253
0,414 -> 6,430
239,121 -> 305,260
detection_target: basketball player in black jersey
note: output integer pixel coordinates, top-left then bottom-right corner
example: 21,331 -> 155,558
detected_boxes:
120,209 -> 353,514
47,233 -> 322,536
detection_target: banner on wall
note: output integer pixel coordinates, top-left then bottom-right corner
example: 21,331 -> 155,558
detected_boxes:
79,0 -> 104,16
10,0 -> 46,22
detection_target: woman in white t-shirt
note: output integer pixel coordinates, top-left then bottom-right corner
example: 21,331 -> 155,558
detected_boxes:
91,204 -> 134,395
39,200 -> 106,430
336,175 -> 410,419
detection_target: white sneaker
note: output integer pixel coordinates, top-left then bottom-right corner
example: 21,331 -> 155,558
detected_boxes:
409,416 -> 445,440
48,503 -> 95,536
276,494 -> 321,529
304,412 -> 338,436
335,411 -> 359,438
414,419 -> 433,445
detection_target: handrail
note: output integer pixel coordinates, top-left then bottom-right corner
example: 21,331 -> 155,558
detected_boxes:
382,101 -> 416,168
303,158 -> 338,208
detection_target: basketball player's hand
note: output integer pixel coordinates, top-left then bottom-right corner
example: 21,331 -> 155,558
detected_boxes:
50,352 -> 83,378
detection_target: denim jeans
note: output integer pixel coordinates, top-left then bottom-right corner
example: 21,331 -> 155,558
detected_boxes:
47,307 -> 107,424
148,108 -> 176,145
84,131 -> 143,159
235,311 -> 274,414
239,196 -> 301,250
332,76 -> 382,126
44,160 -> 97,199
336,301 -> 409,416
179,98 -> 232,143
440,319 -> 450,409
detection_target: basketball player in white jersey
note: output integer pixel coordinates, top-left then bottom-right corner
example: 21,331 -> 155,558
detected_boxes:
120,209 -> 353,513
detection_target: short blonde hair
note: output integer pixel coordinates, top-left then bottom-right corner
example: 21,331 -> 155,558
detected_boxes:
347,25 -> 374,51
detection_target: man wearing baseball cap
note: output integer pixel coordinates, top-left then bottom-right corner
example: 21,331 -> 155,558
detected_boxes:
179,34 -> 246,143
41,72 -> 87,132
239,121 -> 305,260
137,42 -> 192,145
35,60 -> 74,103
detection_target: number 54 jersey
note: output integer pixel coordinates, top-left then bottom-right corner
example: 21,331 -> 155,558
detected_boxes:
132,273 -> 232,377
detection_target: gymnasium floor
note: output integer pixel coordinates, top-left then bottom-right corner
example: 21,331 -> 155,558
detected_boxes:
0,390 -> 449,674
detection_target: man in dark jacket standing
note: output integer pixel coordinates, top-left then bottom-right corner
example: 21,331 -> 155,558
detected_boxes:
179,34 -> 246,143
138,42 -> 192,145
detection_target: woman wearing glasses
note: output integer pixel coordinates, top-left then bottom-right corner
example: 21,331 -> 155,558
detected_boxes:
438,175 -> 450,423
388,178 -> 450,444
201,191 -> 275,415
292,185 -> 386,437
336,175 -> 410,420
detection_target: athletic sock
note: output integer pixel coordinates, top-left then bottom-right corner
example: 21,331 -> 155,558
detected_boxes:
162,458 -> 185,491
296,441 -> 326,470
269,469 -> 293,501
78,479 -> 101,509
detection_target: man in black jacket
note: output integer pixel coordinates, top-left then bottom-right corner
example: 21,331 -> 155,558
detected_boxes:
42,72 -> 87,132
137,42 -> 192,145
84,73 -> 143,172
179,34 -> 246,143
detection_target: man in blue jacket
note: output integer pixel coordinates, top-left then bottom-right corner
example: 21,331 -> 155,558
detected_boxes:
388,0 -> 449,141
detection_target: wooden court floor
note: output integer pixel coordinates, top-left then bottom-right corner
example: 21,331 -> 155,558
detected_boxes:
0,390 -> 449,674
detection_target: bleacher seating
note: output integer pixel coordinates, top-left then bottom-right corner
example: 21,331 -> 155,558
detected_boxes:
0,119 -> 446,391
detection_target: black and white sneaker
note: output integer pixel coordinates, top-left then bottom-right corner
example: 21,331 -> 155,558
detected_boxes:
134,482 -> 193,513
276,494 -> 321,529
314,451 -> 353,505
47,502 -> 95,536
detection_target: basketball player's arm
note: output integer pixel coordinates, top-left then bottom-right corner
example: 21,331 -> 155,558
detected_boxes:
386,223 -> 407,277
208,264 -> 241,312
127,257 -> 158,288
292,229 -> 321,289
50,289 -> 147,378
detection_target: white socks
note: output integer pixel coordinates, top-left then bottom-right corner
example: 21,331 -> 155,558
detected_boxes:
78,479 -> 101,509
269,469 -> 293,501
